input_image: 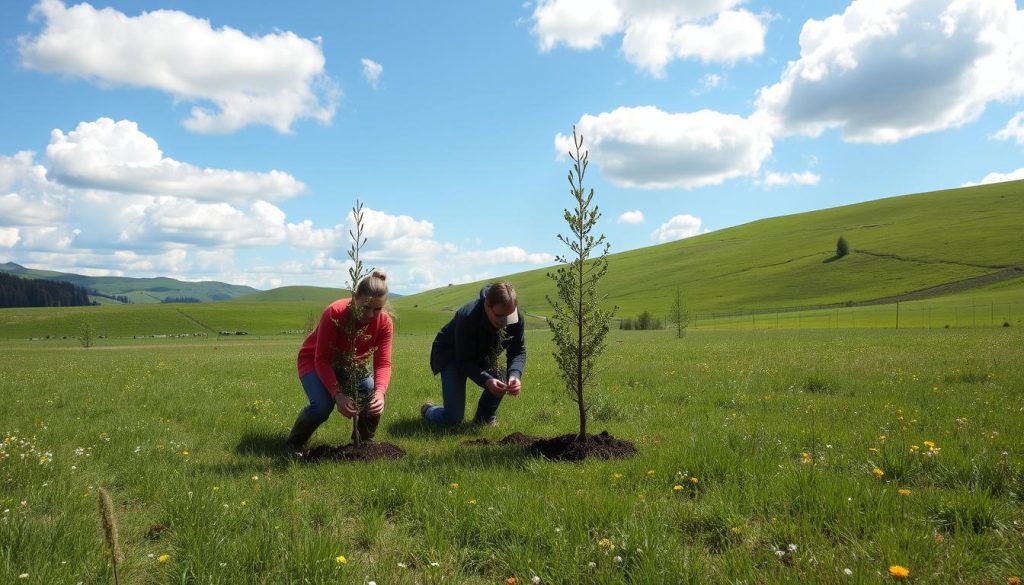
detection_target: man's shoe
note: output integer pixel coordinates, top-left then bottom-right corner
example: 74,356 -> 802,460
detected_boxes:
420,402 -> 435,420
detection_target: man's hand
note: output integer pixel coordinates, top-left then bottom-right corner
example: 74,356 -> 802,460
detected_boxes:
367,390 -> 386,415
335,393 -> 357,418
484,378 -> 508,397
506,376 -> 522,396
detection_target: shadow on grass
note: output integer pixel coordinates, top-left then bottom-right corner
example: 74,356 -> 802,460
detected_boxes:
385,416 -> 483,439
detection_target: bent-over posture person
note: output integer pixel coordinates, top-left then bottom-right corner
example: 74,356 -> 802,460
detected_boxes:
287,271 -> 393,449
422,282 -> 526,425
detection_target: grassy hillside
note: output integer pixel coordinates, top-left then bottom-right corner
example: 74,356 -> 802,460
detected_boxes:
233,286 -> 350,304
393,180 -> 1024,316
0,262 -> 258,303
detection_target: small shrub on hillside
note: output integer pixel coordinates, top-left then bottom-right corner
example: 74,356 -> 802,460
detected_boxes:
836,235 -> 849,258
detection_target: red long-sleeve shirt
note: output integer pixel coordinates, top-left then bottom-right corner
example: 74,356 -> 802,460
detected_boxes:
296,298 -> 393,398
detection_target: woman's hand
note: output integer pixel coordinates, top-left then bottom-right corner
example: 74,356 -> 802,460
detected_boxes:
335,393 -> 357,418
367,390 -> 386,415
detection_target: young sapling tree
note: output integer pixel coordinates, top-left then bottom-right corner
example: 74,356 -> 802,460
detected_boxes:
669,287 -> 690,338
332,200 -> 376,448
546,127 -> 617,442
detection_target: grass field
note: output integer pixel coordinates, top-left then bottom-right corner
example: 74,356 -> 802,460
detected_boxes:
2,328 -> 1022,584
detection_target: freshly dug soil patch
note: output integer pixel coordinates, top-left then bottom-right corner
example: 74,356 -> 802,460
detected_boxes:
301,441 -> 405,462
459,432 -> 542,447
528,431 -> 637,461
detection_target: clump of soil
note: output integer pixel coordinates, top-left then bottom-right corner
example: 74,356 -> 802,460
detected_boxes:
528,431 -> 637,461
145,524 -> 168,540
461,430 -> 635,461
301,441 -> 405,462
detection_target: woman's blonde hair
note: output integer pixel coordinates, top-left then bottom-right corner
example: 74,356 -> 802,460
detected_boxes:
354,270 -> 388,299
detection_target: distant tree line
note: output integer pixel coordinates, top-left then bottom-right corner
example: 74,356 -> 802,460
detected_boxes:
161,296 -> 202,303
90,290 -> 131,304
0,273 -> 94,308
619,309 -> 664,330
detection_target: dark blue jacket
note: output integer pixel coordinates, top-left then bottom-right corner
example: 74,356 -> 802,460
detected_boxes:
429,286 -> 527,388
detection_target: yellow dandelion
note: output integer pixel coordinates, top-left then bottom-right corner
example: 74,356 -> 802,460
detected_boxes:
879,435 -> 886,442
689,476 -> 699,484
646,470 -> 656,476
450,483 -> 459,489
157,554 -> 170,563
888,565 -> 910,579
800,452 -> 813,464
897,488 -> 911,496
598,538 -> 614,550
467,499 -> 477,505
335,555 -> 347,565
868,447 -> 880,454
873,467 -> 885,478
923,440 -> 935,449
181,450 -> 189,456
673,484 -> 684,492
910,445 -> 920,453
611,473 -> 623,480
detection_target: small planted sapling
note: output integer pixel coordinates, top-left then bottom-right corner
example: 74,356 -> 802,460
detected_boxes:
546,126 -> 617,442
332,200 -> 375,448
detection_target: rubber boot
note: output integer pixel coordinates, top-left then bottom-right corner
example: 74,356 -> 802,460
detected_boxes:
286,412 -> 324,450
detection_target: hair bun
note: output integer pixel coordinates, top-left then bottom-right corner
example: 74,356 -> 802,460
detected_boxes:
371,270 -> 387,282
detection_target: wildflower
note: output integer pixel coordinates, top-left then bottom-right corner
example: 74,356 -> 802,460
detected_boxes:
774,549 -> 785,558
450,483 -> 459,489
506,578 -> 518,585
19,574 -> 28,579
335,555 -> 347,565
646,470 -> 656,476
467,499 -> 477,505
611,473 -> 623,480
888,565 -> 910,579
1009,578 -> 1021,585
801,452 -> 813,464
673,484 -> 683,492
689,477 -> 699,484
868,447 -> 880,454
844,568 -> 853,576
397,563 -> 407,569
879,435 -> 886,442
158,554 -> 170,563
787,543 -> 797,552
532,577 -> 541,584
430,562 -> 440,567
897,488 -> 911,496
731,527 -> 742,535
613,555 -> 623,563
923,440 -> 935,449
369,582 -> 377,585
587,562 -> 596,569
598,538 -> 615,550
181,450 -> 189,456
910,445 -> 919,453
872,467 -> 885,478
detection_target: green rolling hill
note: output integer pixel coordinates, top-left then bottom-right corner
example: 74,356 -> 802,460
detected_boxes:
393,180 -> 1024,317
0,262 -> 258,304
1,180 -> 1021,339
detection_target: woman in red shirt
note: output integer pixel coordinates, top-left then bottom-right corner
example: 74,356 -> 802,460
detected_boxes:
286,271 -> 393,449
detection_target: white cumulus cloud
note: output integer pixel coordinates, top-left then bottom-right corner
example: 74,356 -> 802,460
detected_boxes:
962,168 -> 1024,187
0,228 -> 21,247
761,170 -> 820,189
555,106 -> 772,189
993,112 -> 1024,145
361,58 -> 383,89
651,214 -> 703,242
19,0 -> 338,133
755,0 -> 1024,143
459,246 -> 555,265
532,0 -> 765,76
617,210 -> 644,224
45,118 -> 305,202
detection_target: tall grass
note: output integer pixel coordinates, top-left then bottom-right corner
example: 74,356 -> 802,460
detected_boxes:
1,328 -> 1022,583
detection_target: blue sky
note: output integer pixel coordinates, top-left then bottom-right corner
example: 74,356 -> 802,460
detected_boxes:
2,0 -> 1023,293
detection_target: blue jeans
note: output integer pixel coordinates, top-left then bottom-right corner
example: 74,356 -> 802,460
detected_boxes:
287,371 -> 374,446
424,365 -> 503,425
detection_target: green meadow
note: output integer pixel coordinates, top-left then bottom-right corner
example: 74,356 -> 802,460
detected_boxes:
2,327 -> 1023,584
2,181 -> 1023,583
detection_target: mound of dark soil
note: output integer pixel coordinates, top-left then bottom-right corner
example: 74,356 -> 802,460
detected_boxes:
528,431 -> 637,461
301,441 -> 405,462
